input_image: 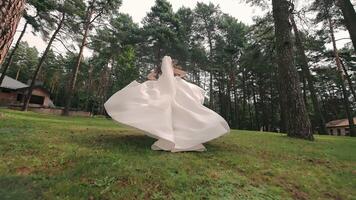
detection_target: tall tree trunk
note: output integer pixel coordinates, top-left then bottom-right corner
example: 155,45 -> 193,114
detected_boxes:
0,21 -> 28,86
301,73 -> 308,108
207,30 -> 214,109
270,73 -> 277,131
15,66 -> 21,80
0,0 -> 25,65
63,6 -> 93,116
251,82 -> 260,130
248,98 -> 253,129
217,71 -> 224,117
290,14 -> 328,134
336,0 -> 356,50
340,59 -> 356,101
228,59 -> 235,128
328,17 -> 356,136
209,70 -> 213,108
272,0 -> 313,140
258,82 -> 268,131
84,64 -> 94,111
22,12 -> 65,111
241,68 -> 247,129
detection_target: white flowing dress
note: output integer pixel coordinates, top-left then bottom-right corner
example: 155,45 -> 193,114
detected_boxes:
104,56 -> 230,152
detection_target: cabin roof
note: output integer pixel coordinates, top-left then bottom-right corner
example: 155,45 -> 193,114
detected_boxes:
0,73 -> 28,90
326,118 -> 356,128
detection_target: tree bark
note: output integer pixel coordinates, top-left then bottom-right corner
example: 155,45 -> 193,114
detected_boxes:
206,22 -> 214,109
22,12 -> 65,111
272,0 -> 313,140
241,67 -> 247,129
209,70 -> 213,108
0,0 -> 25,65
208,37 -> 214,109
290,14 -> 328,134
328,17 -> 356,136
251,82 -> 260,130
336,0 -> 356,51
15,66 -> 21,80
340,59 -> 356,101
0,21 -> 28,86
63,6 -> 93,116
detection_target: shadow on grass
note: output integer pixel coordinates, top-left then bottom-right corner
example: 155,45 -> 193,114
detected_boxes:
0,175 -> 43,200
70,133 -> 238,155
68,132 -> 157,153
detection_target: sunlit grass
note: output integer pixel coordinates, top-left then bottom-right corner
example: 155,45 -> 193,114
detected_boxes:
0,108 -> 355,199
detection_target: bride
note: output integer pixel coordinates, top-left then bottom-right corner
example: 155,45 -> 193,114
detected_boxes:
104,56 -> 230,152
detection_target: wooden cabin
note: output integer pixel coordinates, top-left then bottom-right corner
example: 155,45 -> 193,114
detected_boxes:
0,74 -> 53,108
326,118 -> 356,136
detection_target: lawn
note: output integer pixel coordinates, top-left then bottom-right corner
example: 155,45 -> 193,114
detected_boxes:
0,109 -> 355,200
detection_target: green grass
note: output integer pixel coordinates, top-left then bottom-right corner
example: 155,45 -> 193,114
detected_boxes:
0,108 -> 355,200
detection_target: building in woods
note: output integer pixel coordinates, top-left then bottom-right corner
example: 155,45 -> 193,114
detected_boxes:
0,73 -> 54,108
326,118 -> 356,136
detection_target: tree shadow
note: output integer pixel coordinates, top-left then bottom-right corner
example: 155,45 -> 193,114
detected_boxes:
0,175 -> 43,200
68,129 -> 235,154
96,134 -> 155,149
70,132 -> 156,152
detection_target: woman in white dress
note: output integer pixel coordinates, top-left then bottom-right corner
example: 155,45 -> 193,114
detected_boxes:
104,56 -> 230,152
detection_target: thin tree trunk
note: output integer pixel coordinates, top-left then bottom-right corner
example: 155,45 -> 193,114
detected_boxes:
209,70 -> 213,108
22,12 -> 65,111
227,57 -> 238,128
340,59 -> 356,101
270,73 -> 276,131
336,0 -> 356,50
0,21 -> 28,86
251,82 -> 260,130
301,73 -> 308,109
328,17 -> 356,136
15,67 -> 21,80
63,6 -> 93,116
272,0 -> 313,140
0,0 -> 25,65
258,82 -> 267,131
241,68 -> 247,129
290,14 -> 328,134
84,64 -> 94,111
207,30 -> 214,109
248,98 -> 254,130
233,87 -> 239,128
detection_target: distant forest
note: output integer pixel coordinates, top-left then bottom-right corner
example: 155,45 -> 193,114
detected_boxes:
1,0 -> 355,135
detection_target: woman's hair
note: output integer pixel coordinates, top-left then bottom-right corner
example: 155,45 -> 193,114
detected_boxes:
172,59 -> 182,69
154,64 -> 162,79
153,58 -> 181,79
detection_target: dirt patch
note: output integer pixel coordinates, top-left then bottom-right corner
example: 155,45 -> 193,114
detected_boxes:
15,167 -> 32,175
305,158 -> 332,169
324,192 -> 343,200
276,176 -> 309,200
306,158 -> 330,165
208,171 -> 221,179
116,177 -> 130,187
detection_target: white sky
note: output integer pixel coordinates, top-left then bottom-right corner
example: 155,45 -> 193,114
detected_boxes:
13,0 -> 264,56
121,0 -> 262,25
12,0 -> 351,57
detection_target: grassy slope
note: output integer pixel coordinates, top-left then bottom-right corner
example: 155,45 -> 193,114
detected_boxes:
0,109 -> 355,200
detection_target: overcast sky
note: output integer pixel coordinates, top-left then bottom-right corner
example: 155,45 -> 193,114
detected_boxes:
121,0 -> 263,25
13,0 -> 350,57
12,0 -> 264,56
